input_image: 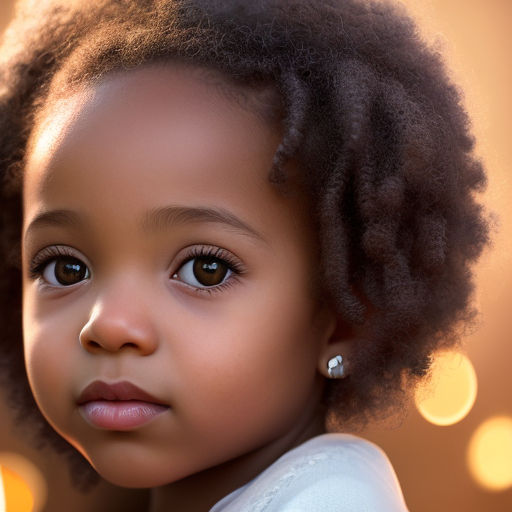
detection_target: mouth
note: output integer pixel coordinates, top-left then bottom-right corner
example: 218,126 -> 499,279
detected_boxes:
77,380 -> 170,431
77,380 -> 168,405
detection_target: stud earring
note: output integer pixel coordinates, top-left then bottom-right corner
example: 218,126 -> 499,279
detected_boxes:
327,355 -> 346,379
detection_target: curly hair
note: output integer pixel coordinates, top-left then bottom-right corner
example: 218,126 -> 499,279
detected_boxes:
0,0 -> 490,491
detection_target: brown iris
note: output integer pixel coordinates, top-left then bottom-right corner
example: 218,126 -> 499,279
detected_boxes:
193,257 -> 228,286
54,257 -> 88,285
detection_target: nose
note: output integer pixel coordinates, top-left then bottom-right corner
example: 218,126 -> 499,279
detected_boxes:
79,285 -> 158,356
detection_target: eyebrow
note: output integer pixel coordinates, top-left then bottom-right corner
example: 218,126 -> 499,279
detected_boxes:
24,209 -> 83,241
24,205 -> 267,244
141,205 -> 266,242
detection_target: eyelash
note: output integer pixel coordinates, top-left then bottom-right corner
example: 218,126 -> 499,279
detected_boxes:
172,244 -> 246,296
29,245 -> 80,280
28,244 -> 245,296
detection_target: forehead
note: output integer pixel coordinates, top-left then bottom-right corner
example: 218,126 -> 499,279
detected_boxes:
26,63 -> 281,177
25,63 -> 286,203
22,63 -> 313,245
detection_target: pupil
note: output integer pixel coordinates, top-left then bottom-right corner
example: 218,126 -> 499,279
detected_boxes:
193,257 -> 228,286
55,257 -> 87,285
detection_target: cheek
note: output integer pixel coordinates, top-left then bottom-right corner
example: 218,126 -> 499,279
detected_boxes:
170,281 -> 321,447
22,291 -> 79,427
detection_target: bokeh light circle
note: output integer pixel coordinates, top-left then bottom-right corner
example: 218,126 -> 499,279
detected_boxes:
414,350 -> 478,426
467,416 -> 512,491
0,452 -> 47,512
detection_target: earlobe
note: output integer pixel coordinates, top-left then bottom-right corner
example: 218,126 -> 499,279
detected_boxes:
315,289 -> 374,379
315,307 -> 356,380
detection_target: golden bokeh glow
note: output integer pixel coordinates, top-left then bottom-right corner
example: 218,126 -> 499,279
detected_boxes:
0,453 -> 47,512
467,416 -> 512,492
414,350 -> 478,426
0,465 -> 34,512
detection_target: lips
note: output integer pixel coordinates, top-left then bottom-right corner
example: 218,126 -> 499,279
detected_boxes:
76,380 -> 170,430
77,380 -> 168,406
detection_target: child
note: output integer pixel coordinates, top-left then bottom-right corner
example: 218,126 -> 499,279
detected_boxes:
0,0 -> 490,510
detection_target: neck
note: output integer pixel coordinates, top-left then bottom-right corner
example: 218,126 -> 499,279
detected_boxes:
148,382 -> 327,512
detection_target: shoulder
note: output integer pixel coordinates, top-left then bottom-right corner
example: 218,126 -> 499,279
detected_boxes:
213,434 -> 410,512
273,433 -> 410,511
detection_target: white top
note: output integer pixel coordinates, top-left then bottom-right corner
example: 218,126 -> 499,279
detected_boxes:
209,433 -> 409,512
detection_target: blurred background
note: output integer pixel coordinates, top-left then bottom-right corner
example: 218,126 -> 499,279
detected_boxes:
0,0 -> 511,510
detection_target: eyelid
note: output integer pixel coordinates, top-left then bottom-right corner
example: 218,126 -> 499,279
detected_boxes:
171,244 -> 246,295
28,245 -> 91,281
176,245 -> 245,272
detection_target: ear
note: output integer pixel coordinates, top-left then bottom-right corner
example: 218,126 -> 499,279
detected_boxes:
314,286 -> 376,379
315,307 -> 357,379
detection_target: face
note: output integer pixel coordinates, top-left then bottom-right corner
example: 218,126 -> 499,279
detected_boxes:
22,64 -> 328,487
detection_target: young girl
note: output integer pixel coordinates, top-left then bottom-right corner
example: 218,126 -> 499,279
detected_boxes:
0,0 -> 490,510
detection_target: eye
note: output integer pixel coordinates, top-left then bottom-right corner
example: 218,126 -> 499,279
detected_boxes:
174,255 -> 232,288
42,256 -> 90,286
29,246 -> 91,287
171,245 -> 245,293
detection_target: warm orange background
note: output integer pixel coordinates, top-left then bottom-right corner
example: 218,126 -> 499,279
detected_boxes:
1,1 -> 510,511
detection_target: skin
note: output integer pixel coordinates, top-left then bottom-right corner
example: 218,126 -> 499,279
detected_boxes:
22,63 -> 354,511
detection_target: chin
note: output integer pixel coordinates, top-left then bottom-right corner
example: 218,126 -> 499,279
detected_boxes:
96,468 -> 166,489
80,448 -> 193,488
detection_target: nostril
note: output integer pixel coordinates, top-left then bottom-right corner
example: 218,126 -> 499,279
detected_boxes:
85,340 -> 139,351
121,342 -> 138,349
